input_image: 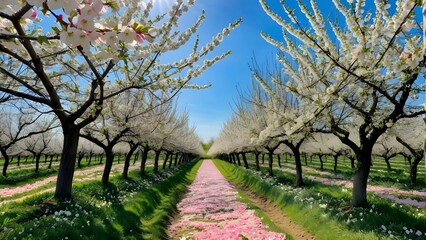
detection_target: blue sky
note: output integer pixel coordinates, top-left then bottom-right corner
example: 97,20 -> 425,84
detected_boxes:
170,0 -> 288,142
157,0 -> 425,142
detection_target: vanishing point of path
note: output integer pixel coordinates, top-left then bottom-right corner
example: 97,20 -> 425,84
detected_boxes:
168,160 -> 289,240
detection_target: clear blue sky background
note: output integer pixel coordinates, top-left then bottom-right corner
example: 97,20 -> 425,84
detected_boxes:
169,0 -> 291,142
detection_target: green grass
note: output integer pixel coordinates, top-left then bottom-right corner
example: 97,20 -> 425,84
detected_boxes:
0,161 -> 200,240
215,159 -> 426,240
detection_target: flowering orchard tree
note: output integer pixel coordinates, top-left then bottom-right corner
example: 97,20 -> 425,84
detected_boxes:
0,106 -> 55,176
0,0 -> 240,198
80,90 -> 149,185
252,62 -> 319,185
261,0 -> 426,206
392,117 -> 425,184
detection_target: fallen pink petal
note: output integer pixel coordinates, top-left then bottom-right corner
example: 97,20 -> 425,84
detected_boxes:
168,160 -> 286,240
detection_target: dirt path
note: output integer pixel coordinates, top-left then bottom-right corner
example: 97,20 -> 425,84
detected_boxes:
168,160 -> 309,239
279,168 -> 426,208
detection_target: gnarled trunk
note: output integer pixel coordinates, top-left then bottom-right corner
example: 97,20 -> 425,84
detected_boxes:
168,152 -> 173,169
54,128 -> 80,199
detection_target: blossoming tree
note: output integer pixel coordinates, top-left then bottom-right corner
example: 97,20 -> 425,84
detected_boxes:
260,0 -> 426,206
0,0 -> 240,198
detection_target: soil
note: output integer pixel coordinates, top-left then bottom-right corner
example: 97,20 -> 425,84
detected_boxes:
242,189 -> 316,240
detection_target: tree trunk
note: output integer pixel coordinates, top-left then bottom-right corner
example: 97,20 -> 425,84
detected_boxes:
48,155 -> 53,169
410,163 -> 418,184
1,149 -> 10,177
293,148 -> 304,187
88,151 -> 93,165
352,154 -> 372,207
236,153 -> 241,166
101,148 -> 114,185
44,154 -> 48,164
255,152 -> 260,171
140,147 -> 149,177
277,154 -> 281,168
154,150 -> 160,173
17,155 -> 21,167
350,157 -> 355,169
35,153 -> 42,173
333,155 -> 338,173
54,128 -> 80,199
123,144 -> 138,179
133,151 -> 139,165
319,155 -> 324,170
174,152 -> 179,166
77,154 -> 84,168
241,152 -> 248,169
385,157 -> 392,171
262,153 -> 265,164
304,153 -> 308,166
178,153 -> 184,164
99,154 -> 103,164
168,152 -> 173,169
268,151 -> 274,177
162,152 -> 170,170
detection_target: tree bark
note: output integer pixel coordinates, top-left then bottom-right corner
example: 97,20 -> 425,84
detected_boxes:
54,128 -> 80,199
255,152 -> 260,171
48,155 -> 53,169
333,155 -> 339,173
267,151 -> 274,177
410,164 -> 418,184
293,148 -> 304,187
262,153 -> 265,164
102,148 -> 114,185
123,144 -> 138,179
162,152 -> 170,170
277,154 -> 281,168
168,152 -> 173,169
235,153 -> 241,166
17,155 -> 21,167
154,150 -> 160,173
35,153 -> 41,173
174,152 -> 179,166
352,154 -> 372,207
140,147 -> 149,177
241,152 -> 248,169
1,149 -> 10,177
318,154 -> 324,170
384,157 -> 392,171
